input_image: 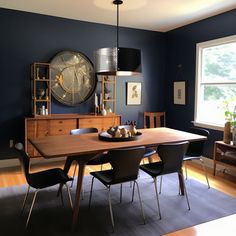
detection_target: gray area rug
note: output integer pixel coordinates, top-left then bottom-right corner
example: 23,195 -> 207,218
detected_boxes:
0,172 -> 235,236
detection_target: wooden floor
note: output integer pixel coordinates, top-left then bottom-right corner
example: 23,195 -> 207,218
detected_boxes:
0,156 -> 236,236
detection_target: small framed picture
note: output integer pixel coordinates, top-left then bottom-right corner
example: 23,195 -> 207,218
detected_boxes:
126,82 -> 142,105
173,81 -> 186,105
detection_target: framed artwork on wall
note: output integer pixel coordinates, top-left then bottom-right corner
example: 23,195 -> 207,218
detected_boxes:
173,81 -> 186,105
126,82 -> 142,105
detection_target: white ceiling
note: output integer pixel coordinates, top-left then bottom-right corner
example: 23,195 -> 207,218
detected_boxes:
0,0 -> 236,32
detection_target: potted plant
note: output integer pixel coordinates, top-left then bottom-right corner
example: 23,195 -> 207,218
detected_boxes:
223,98 -> 236,145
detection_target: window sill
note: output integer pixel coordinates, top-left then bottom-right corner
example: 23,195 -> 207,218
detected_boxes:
192,121 -> 224,131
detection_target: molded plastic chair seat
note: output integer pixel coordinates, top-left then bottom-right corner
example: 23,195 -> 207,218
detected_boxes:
139,162 -> 163,177
28,168 -> 72,189
91,169 -> 141,186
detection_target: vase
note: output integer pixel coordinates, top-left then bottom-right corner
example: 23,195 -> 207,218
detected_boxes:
101,104 -> 107,116
223,121 -> 231,144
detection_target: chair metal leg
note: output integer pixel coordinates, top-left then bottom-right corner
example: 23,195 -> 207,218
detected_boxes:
21,185 -> 30,215
179,172 -> 190,210
25,189 -> 39,229
65,183 -> 73,209
134,180 -> 146,224
159,176 -> 163,194
184,162 -> 188,180
88,176 -> 95,208
131,181 -> 135,202
199,158 -> 210,189
107,186 -> 115,232
153,177 -> 161,219
120,184 -> 123,203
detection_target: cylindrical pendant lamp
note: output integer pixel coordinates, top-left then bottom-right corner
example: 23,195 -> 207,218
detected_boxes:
94,0 -> 142,76
95,47 -> 141,76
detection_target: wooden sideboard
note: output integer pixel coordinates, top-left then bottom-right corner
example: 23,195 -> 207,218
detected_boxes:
213,141 -> 236,176
25,114 -> 121,157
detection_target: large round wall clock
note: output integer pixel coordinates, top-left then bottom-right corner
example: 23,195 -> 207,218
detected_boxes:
50,51 -> 96,106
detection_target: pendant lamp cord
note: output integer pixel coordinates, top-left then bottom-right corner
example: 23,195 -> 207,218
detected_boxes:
116,2 -> 119,49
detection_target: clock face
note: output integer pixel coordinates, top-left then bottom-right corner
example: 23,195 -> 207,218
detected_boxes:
50,51 -> 96,106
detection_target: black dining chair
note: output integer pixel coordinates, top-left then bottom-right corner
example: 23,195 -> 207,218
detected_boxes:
183,127 -> 210,188
88,146 -> 146,231
140,141 -> 190,219
143,112 -> 166,163
64,127 -> 110,188
15,145 -> 73,229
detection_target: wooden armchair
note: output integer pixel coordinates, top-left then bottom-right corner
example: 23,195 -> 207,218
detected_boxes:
143,112 -> 166,163
144,112 -> 166,128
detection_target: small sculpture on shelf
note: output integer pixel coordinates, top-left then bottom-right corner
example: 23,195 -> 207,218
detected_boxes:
37,89 -> 45,100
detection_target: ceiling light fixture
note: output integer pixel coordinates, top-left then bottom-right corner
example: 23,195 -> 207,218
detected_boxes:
94,0 -> 142,76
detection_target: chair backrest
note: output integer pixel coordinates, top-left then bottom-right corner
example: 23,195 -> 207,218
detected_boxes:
14,147 -> 30,182
70,127 -> 98,135
157,141 -> 189,175
186,127 -> 210,157
144,112 -> 166,128
107,146 -> 146,183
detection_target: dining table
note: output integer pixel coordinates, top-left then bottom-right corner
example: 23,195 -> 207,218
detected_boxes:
29,127 -> 207,231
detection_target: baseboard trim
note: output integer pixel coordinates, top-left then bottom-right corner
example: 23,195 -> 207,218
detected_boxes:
0,156 -> 66,169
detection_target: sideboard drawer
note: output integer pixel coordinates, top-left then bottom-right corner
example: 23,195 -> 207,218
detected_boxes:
79,116 -> 121,131
49,119 -> 77,135
79,118 -> 103,130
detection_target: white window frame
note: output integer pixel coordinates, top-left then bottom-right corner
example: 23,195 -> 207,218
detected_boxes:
194,35 -> 236,131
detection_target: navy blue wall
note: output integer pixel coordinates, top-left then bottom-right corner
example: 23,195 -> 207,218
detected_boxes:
1,7 -> 236,159
165,9 -> 236,157
0,8 -> 166,147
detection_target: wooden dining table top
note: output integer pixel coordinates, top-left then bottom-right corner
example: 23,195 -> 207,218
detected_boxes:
29,127 -> 207,159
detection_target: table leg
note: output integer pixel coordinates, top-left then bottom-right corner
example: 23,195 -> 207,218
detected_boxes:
71,161 -> 85,231
71,153 -> 98,231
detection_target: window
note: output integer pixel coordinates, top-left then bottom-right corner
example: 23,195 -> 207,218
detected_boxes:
195,35 -> 236,130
